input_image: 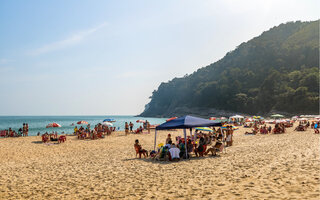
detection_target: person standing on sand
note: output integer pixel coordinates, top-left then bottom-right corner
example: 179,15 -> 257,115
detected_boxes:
147,121 -> 150,134
129,122 -> 133,132
26,123 -> 29,136
125,122 -> 129,135
23,123 -> 26,137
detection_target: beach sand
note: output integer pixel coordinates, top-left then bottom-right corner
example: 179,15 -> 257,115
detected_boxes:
0,124 -> 319,199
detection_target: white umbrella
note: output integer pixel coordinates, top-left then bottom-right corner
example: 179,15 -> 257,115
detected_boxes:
230,115 -> 244,119
103,122 -> 113,126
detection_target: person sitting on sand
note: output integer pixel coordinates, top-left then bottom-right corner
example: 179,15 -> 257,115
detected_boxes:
205,141 -> 223,156
178,142 -> 186,158
165,140 -> 173,148
245,129 -> 257,135
187,139 -> 193,155
157,146 -> 169,160
134,139 -> 148,158
169,143 -> 180,161
166,134 -> 172,144
204,134 -> 211,145
194,137 -> 206,157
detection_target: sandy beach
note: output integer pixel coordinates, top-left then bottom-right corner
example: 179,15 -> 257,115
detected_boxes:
0,124 -> 319,199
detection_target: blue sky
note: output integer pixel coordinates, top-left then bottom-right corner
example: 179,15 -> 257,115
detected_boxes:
0,0 -> 319,115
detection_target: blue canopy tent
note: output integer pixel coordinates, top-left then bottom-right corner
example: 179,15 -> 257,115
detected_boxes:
155,115 -> 222,158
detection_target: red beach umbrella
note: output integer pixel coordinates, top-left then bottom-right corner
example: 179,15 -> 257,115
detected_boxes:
46,123 -> 61,128
166,117 -> 177,122
136,120 -> 146,123
209,117 -> 216,120
77,121 -> 88,125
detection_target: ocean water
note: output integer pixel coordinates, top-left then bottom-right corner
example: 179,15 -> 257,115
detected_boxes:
0,116 -> 167,136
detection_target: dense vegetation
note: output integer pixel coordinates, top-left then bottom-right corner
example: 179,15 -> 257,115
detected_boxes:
140,20 -> 319,117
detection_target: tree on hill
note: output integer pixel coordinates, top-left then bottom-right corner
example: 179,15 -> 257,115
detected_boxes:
140,20 -> 320,117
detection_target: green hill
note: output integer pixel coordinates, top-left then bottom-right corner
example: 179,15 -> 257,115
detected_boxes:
140,20 -> 320,117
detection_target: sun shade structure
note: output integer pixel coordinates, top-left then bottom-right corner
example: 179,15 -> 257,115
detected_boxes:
166,117 -> 178,122
155,115 -> 222,158
156,115 -> 222,130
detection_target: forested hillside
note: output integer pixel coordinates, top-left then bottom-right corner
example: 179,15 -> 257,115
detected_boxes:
140,20 -> 319,117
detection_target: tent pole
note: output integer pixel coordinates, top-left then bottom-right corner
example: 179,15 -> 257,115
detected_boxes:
184,129 -> 187,159
154,130 -> 157,150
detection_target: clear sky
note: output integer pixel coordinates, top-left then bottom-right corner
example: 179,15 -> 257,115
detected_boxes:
0,0 -> 319,115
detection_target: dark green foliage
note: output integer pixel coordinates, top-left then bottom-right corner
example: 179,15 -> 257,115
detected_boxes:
141,20 -> 320,116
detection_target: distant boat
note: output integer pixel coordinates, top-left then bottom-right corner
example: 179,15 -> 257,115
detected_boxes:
103,119 -> 116,122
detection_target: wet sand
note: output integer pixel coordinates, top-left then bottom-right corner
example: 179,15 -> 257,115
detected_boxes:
0,124 -> 319,199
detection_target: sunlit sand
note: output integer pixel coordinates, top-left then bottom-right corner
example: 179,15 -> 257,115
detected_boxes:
0,123 -> 319,199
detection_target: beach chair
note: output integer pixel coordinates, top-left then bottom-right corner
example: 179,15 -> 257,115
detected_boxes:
134,145 -> 148,158
42,135 -> 49,143
58,136 -> 66,143
0,130 -> 6,137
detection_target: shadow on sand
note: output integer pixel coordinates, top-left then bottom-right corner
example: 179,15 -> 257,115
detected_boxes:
122,154 -> 221,165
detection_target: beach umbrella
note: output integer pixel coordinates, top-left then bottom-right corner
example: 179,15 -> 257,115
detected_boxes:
230,115 -> 244,119
103,119 -> 115,122
222,124 -> 239,130
209,117 -> 217,120
136,120 -> 146,123
166,117 -> 178,122
102,122 -> 113,126
245,118 -> 253,122
77,120 -> 88,125
195,127 -> 213,132
46,123 -> 61,128
271,114 -> 284,119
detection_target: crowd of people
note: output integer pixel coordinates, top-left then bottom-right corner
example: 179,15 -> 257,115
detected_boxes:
74,123 -> 116,140
41,131 -> 66,143
0,123 -> 29,137
135,126 -> 235,162
125,121 -> 151,135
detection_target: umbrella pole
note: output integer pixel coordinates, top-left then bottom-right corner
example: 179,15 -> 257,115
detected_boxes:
220,128 -> 226,153
190,128 -> 192,140
154,130 -> 157,151
184,129 -> 188,159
